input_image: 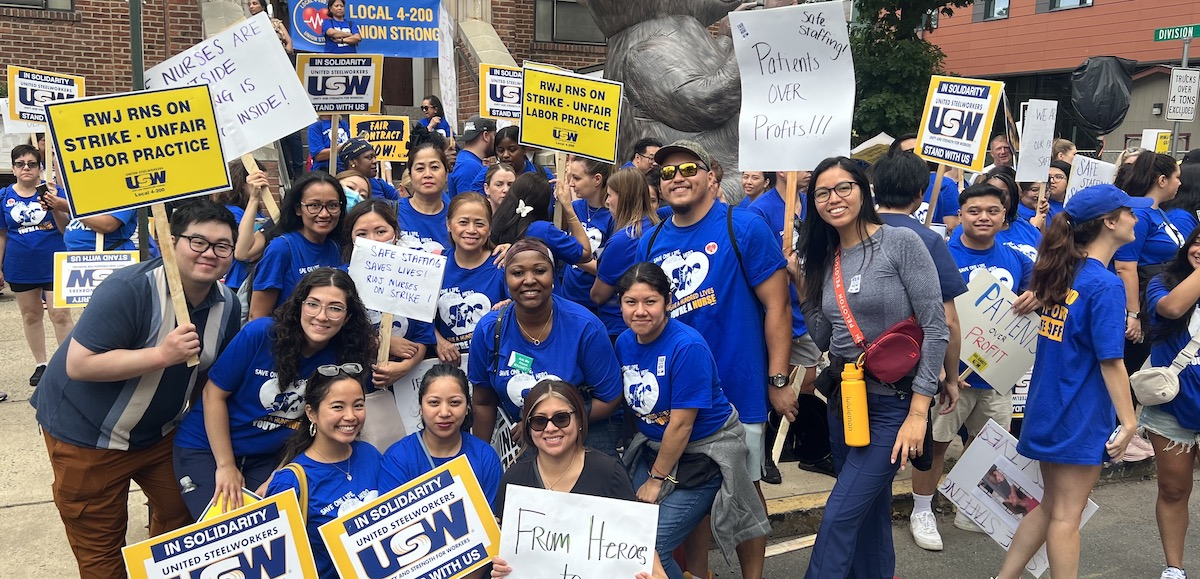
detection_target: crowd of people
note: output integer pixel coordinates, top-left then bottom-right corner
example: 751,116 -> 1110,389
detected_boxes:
12,73 -> 1200,578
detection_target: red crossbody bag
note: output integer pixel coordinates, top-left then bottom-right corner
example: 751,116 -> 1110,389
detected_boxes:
833,249 -> 924,384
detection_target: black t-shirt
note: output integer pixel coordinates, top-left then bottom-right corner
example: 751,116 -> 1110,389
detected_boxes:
495,450 -> 635,518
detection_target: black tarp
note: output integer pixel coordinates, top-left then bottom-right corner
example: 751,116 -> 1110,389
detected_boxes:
1070,56 -> 1137,136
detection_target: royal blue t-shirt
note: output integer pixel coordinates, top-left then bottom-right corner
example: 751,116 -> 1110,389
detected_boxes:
557,200 -> 613,307
437,249 -> 509,355
1146,276 -> 1200,430
1166,208 -> 1199,242
878,213 -> 968,302
418,117 -> 453,140
470,159 -> 554,194
1115,207 -> 1186,267
1047,199 -> 1065,222
267,441 -> 382,579
467,295 -> 622,420
947,237 -> 1033,390
379,432 -> 503,509
320,17 -> 359,53
997,217 -> 1042,262
913,174 -> 960,225
747,188 -> 809,339
1,185 -> 65,284
369,177 -> 399,202
221,205 -> 257,290
615,320 -> 732,441
308,119 -> 350,173
1018,258 -> 1125,465
175,318 -> 336,455
636,204 -> 785,423
396,197 -> 450,254
449,149 -> 486,199
523,221 -> 584,265
595,218 -> 654,336
1017,203 -> 1037,222
63,209 -> 137,252
253,231 -> 343,309
368,306 -> 435,348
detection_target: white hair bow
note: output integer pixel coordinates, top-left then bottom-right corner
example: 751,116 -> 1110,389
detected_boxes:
516,199 -> 534,218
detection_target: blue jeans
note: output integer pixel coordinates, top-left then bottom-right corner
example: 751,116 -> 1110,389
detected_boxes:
279,130 -> 305,180
806,392 -> 909,579
632,455 -> 722,579
586,417 -> 624,459
172,445 -> 278,520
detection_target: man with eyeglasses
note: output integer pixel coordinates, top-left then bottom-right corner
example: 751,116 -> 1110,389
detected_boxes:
637,140 -> 792,579
448,115 -> 496,198
30,200 -> 243,579
622,137 -> 663,174
1046,159 -> 1071,221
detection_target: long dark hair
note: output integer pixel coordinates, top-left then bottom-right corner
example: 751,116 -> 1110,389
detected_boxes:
1030,210 -> 1123,307
406,122 -> 449,172
418,363 -> 474,431
1148,226 -> 1200,343
422,94 -> 445,118
340,199 -> 399,262
278,369 -> 366,466
491,172 -> 553,245
1122,152 -> 1179,197
266,171 -> 347,245
520,380 -> 588,451
1162,163 -> 1200,214
801,156 -> 881,304
271,268 -> 375,391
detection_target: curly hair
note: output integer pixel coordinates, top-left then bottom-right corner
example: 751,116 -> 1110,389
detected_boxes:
270,267 -> 376,392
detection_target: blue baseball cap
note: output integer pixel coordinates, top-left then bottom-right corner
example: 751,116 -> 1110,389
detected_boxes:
1065,183 -> 1153,222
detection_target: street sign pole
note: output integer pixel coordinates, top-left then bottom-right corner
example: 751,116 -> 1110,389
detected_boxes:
1157,25 -> 1199,156
1172,39 -> 1191,156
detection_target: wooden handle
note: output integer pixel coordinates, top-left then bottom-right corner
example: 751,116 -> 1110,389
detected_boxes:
959,367 -> 973,381
377,312 -> 394,365
782,171 -> 799,253
240,153 -> 281,222
94,231 -> 103,252
924,164 -> 947,227
329,114 -> 341,174
553,152 -> 567,231
151,203 -> 199,367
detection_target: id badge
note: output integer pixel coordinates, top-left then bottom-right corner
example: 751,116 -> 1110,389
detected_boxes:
508,351 -> 534,373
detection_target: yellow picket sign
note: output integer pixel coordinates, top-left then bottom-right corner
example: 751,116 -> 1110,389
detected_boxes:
349,114 -> 411,161
915,75 -> 1005,173
519,63 -> 622,163
6,65 -> 85,124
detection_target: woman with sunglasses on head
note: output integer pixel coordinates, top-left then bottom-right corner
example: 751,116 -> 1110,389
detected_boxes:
435,193 -> 508,365
173,267 -> 375,519
994,184 -> 1141,579
267,363 -> 382,578
491,381 -> 668,579
418,95 -> 453,140
468,238 -> 623,457
491,172 -> 591,266
797,157 -> 950,579
591,168 -> 660,339
249,172 -> 347,320
397,125 -> 453,254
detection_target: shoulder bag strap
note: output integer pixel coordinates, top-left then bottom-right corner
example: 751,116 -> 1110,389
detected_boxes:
832,249 -> 867,350
492,302 -> 509,375
283,463 -> 309,525
645,218 -> 669,257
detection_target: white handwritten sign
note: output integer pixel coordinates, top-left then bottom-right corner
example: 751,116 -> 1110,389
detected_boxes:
939,419 -> 1098,578
349,237 -> 447,323
499,485 -> 658,578
1014,100 -> 1057,183
729,1 -> 854,171
1063,155 -> 1117,204
954,270 -> 1038,394
146,13 -> 317,161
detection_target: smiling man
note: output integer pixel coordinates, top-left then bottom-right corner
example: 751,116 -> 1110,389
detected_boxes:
30,200 -> 243,579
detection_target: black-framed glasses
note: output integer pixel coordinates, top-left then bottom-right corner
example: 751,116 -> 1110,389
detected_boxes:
12,161 -> 39,170
1048,174 -> 1068,182
813,181 -> 858,204
528,411 -> 574,432
178,234 -> 234,258
659,161 -> 707,181
635,152 -> 657,166
301,201 -> 341,215
303,300 -> 347,320
317,362 -> 363,376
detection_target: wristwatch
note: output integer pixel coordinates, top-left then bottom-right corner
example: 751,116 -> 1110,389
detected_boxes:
1127,310 -> 1141,320
769,373 -> 788,388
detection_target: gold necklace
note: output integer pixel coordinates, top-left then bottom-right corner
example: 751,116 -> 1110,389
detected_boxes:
539,448 -> 579,491
516,310 -> 553,345
310,447 -> 353,481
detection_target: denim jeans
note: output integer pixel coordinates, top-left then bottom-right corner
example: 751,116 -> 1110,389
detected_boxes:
632,454 -> 723,579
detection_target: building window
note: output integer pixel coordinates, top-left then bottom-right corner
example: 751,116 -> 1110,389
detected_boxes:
534,0 -> 605,45
985,0 -> 1009,19
1051,0 -> 1091,9
0,0 -> 73,9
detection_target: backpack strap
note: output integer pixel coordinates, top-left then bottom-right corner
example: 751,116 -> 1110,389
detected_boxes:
726,204 -> 744,271
492,302 -> 509,376
645,218 -> 669,257
283,463 -> 309,525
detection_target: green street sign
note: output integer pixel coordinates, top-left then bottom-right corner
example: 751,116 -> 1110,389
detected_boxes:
1155,25 -> 1200,42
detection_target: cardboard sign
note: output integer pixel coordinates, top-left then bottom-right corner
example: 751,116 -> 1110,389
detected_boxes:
437,2 -> 457,136
289,0 -> 440,57
499,485 -> 658,578
953,270 -> 1039,394
490,409 -> 521,469
939,419 -> 1098,578
520,64 -> 622,163
320,455 -> 500,579
6,65 -> 85,124
729,1 -> 854,171
915,75 -> 1005,172
1142,128 -> 1173,153
349,237 -> 446,323
45,85 -> 230,218
1063,155 -> 1117,204
350,114 -> 410,161
53,251 -> 139,308
480,64 -> 522,120
1014,100 -> 1057,183
146,13 -> 318,162
123,491 -> 317,579
297,54 -> 384,114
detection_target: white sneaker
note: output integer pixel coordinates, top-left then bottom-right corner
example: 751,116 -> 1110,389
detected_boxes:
1162,567 -> 1188,579
909,510 -> 943,551
954,509 -> 985,533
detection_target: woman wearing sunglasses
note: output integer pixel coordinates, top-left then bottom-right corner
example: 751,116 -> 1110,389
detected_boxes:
491,380 -> 668,579
173,268 -> 375,519
418,95 -> 453,140
267,363 -> 382,578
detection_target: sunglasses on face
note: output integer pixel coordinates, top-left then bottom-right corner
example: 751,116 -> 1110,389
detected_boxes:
421,106 -> 433,111
528,411 -> 574,431
658,161 -> 708,181
317,362 -> 362,376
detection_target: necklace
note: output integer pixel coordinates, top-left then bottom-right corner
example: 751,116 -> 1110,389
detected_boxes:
516,310 -> 553,345
311,447 -> 354,481
539,449 -> 580,491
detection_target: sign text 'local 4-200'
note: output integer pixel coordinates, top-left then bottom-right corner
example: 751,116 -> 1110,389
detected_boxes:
45,85 -> 230,218
290,0 -> 439,56
298,54 -> 384,114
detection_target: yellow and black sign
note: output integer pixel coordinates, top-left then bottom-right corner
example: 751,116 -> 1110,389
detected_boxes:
350,114 -> 410,161
519,64 -> 622,163
45,85 -> 229,218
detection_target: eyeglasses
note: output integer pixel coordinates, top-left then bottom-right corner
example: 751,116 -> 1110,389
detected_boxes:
1048,174 -> 1067,182
317,362 -> 363,376
528,411 -> 574,431
302,299 -> 348,320
635,152 -> 657,165
301,201 -> 342,215
420,106 -> 432,111
659,162 -> 707,181
12,161 -> 39,170
178,234 -> 234,258
813,181 -> 858,203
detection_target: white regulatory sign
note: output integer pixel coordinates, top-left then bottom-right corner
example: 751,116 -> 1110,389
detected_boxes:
1167,67 -> 1199,122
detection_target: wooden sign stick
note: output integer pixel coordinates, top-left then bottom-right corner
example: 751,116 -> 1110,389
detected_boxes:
377,312 -> 393,366
151,203 -> 200,367
959,367 -> 973,381
924,164 -> 948,227
553,152 -> 567,230
240,154 -> 281,222
329,114 -> 342,174
782,171 -> 799,254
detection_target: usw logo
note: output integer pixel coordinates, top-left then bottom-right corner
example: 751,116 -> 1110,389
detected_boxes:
552,129 -> 578,143
926,106 -> 985,141
309,76 -> 371,97
125,171 -> 167,190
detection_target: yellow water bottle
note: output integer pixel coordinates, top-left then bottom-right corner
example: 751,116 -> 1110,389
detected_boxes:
841,363 -> 870,447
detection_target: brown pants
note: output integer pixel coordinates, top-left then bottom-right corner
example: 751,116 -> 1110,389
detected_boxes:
43,429 -> 191,579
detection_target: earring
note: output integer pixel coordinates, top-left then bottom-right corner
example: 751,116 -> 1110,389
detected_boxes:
309,423 -> 316,437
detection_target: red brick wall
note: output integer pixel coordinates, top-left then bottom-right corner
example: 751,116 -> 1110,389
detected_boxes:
0,0 -> 204,96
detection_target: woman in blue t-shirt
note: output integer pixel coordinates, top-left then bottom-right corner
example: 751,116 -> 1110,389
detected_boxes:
483,163 -> 516,214
435,193 -> 508,365
250,172 -> 347,319
615,263 -> 768,579
214,157 -> 271,292
380,363 -> 501,513
487,126 -> 555,185
1160,162 -> 1200,242
418,95 -> 453,140
320,0 -> 360,53
995,184 -> 1142,579
490,172 -> 590,267
397,132 -> 453,253
592,168 -> 660,338
173,267 -> 375,518
1113,152 -> 1184,375
267,364 -> 382,579
559,157 -> 613,309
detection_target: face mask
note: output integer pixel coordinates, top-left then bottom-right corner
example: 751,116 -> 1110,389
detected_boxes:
343,186 -> 362,211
